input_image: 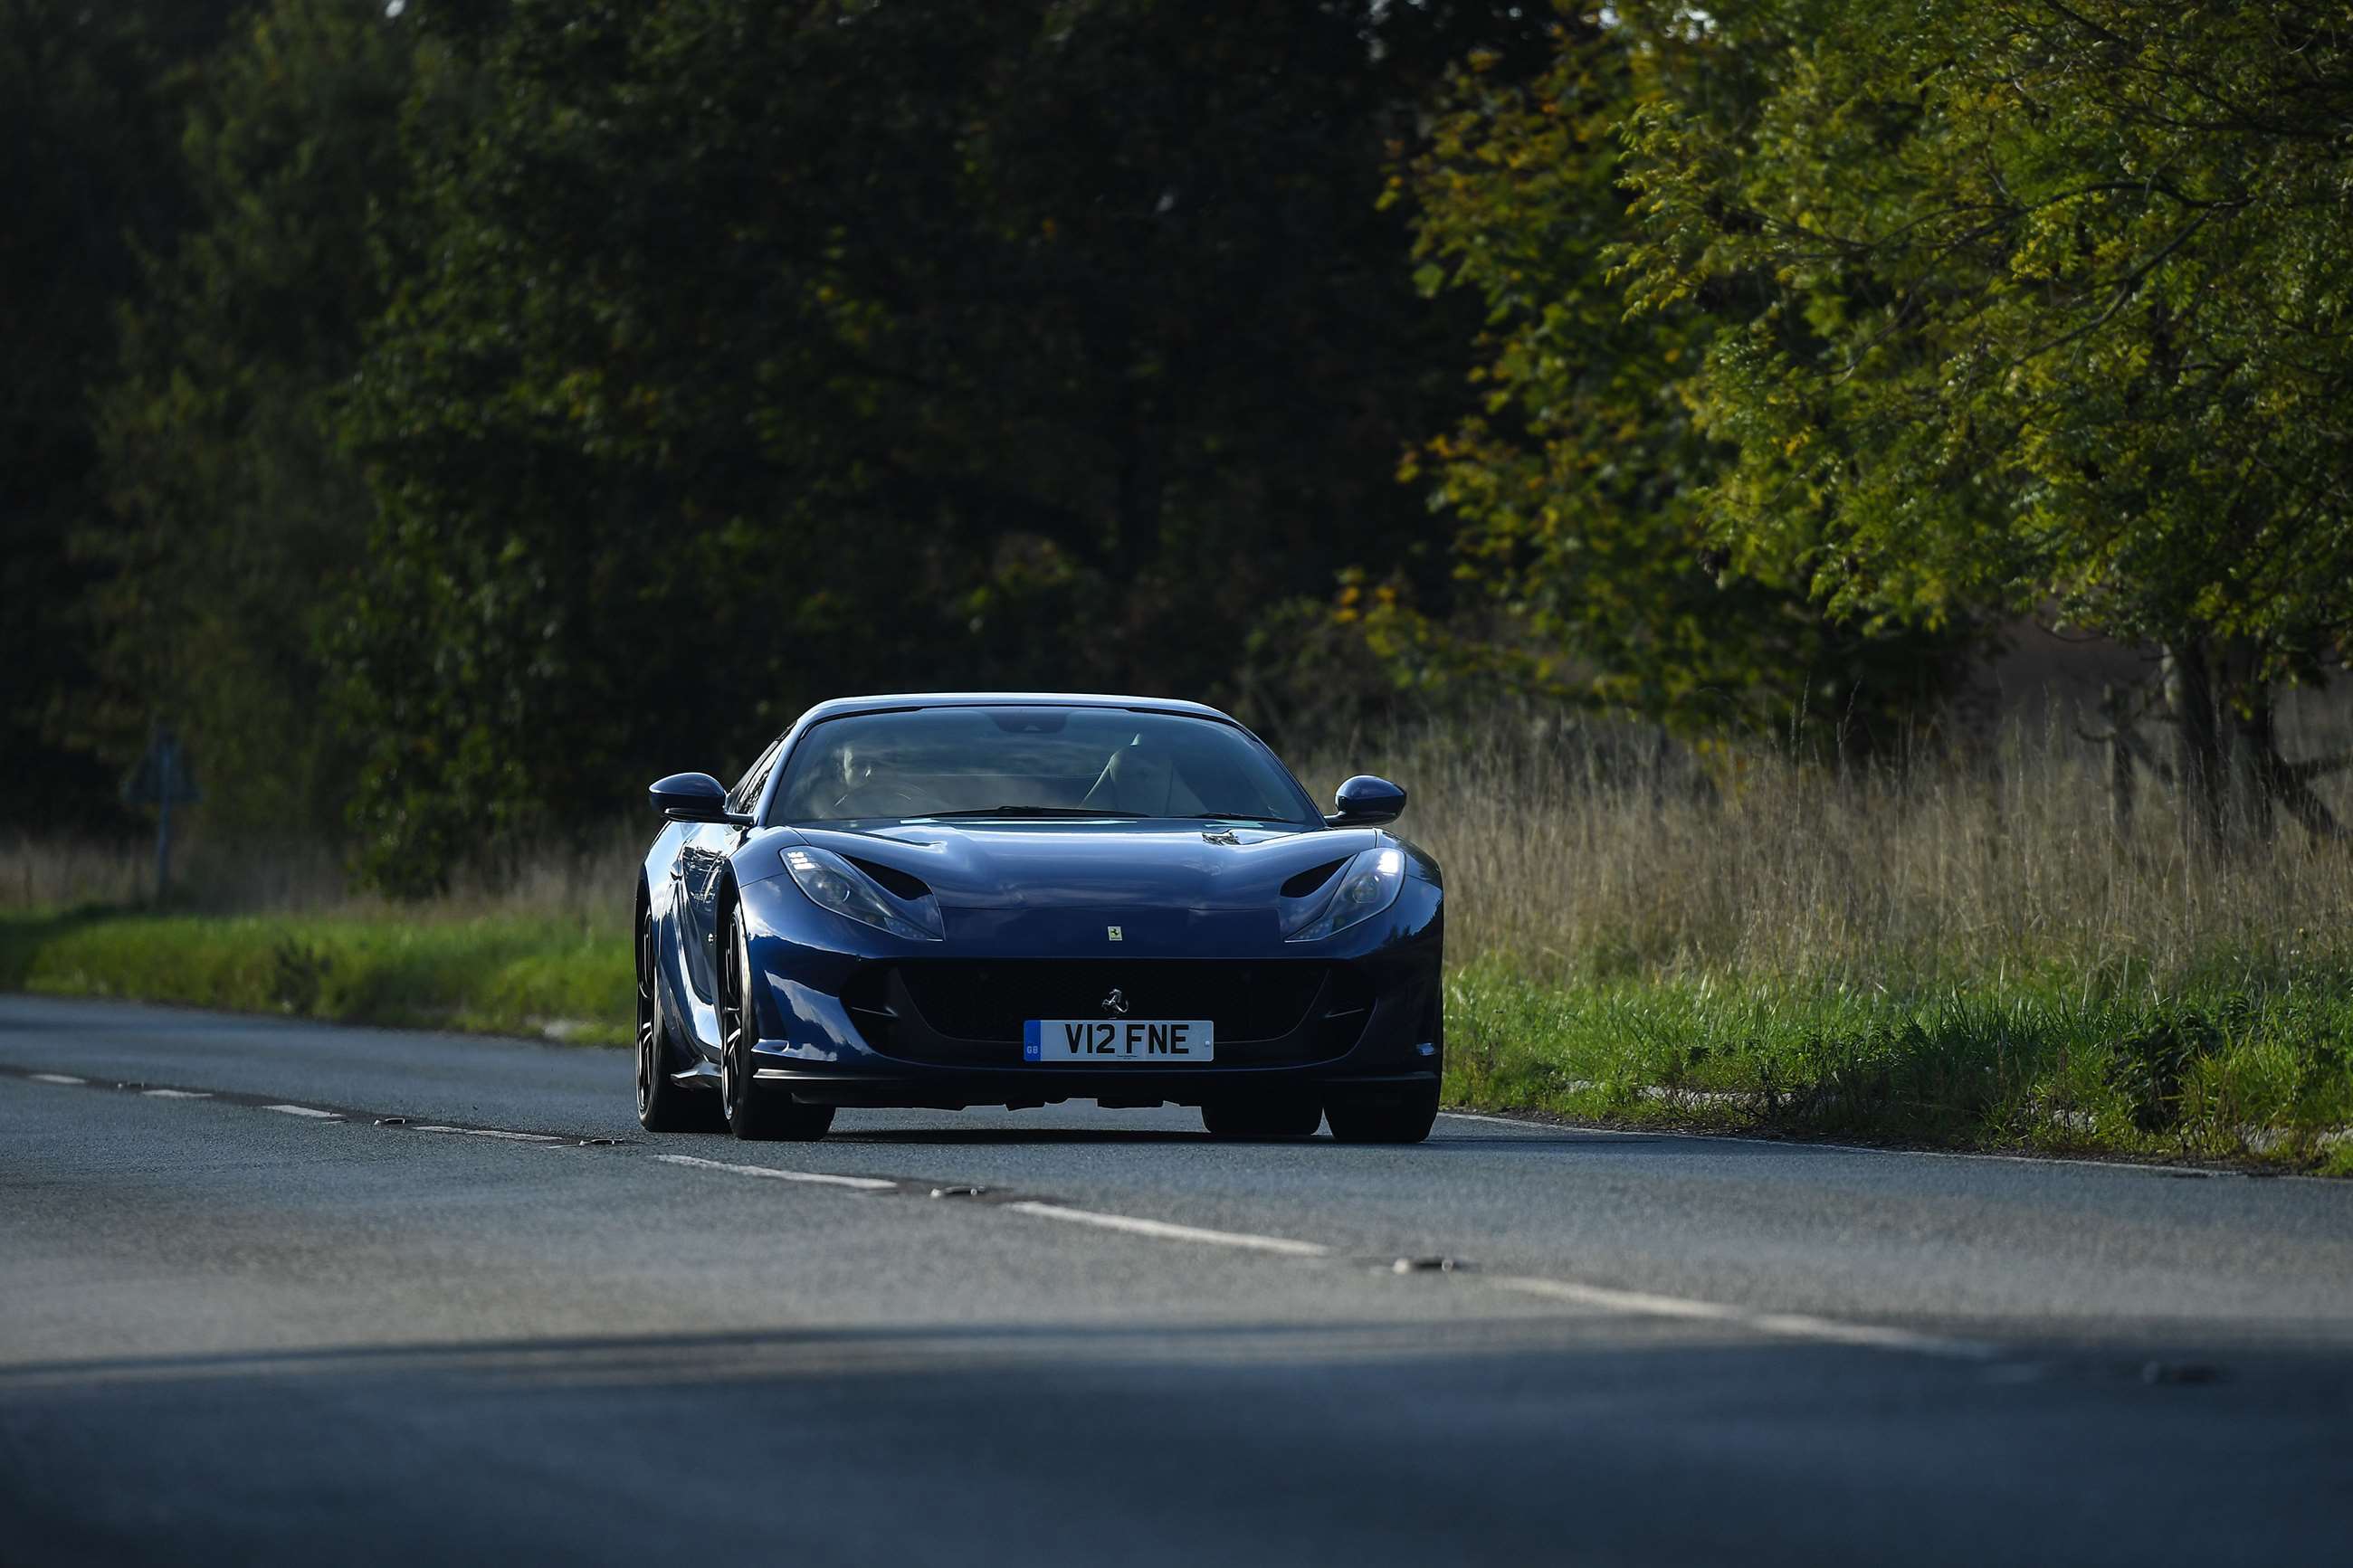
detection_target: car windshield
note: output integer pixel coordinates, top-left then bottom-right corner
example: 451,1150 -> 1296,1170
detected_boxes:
770,706 -> 1317,824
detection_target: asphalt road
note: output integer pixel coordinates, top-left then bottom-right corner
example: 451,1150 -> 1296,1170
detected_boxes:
3,995 -> 2349,1565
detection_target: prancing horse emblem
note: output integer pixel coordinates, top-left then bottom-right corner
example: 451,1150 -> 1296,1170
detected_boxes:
1106,925 -> 1123,942
1102,988 -> 1130,1017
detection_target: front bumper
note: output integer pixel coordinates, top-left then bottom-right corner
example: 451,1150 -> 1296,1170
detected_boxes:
731,875 -> 1443,1110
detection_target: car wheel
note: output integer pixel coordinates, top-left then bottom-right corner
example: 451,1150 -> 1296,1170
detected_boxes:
637,893 -> 720,1133
719,906 -> 834,1143
1201,1091 -> 1323,1139
1323,1081 -> 1440,1145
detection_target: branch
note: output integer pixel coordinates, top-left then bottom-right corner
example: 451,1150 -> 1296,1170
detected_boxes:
2000,210 -> 2215,371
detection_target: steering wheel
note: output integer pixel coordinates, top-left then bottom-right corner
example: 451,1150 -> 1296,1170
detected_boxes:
828,783 -> 931,817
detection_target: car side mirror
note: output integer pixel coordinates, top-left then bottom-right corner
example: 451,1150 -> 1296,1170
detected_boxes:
1327,774 -> 1406,827
649,772 -> 746,824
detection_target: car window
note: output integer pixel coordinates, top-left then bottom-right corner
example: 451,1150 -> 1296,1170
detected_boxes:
771,707 -> 1316,824
725,736 -> 784,818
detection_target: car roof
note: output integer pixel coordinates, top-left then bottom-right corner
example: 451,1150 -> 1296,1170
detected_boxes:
789,692 -> 1239,727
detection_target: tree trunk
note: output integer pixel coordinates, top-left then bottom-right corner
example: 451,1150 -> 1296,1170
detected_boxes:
2162,640 -> 2227,848
2232,686 -> 2278,842
2242,707 -> 2350,845
2102,682 -> 2136,834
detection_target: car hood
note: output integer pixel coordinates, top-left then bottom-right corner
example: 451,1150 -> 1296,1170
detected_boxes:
774,820 -> 1378,912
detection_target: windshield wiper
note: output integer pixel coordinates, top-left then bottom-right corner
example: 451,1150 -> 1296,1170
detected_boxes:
1184,812 -> 1292,822
927,805 -> 1147,819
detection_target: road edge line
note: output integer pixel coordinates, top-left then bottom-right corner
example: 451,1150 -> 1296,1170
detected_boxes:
1005,1200 -> 1332,1257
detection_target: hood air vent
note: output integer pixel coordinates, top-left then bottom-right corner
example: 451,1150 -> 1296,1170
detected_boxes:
847,856 -> 933,902
1281,859 -> 1349,899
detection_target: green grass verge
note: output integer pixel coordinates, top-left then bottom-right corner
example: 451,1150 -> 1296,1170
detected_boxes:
1446,960 -> 2353,1173
0,908 -> 632,1047
6,909 -> 2348,1171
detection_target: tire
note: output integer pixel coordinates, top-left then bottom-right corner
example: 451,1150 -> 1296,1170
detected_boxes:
1201,1091 -> 1323,1139
637,891 -> 721,1133
1323,1080 -> 1440,1145
719,904 -> 834,1142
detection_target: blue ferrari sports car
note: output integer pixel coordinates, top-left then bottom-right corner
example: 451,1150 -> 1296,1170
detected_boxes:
634,693 -> 1443,1143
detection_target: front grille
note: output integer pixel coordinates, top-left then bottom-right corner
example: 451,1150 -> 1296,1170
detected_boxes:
843,959 -> 1372,1069
899,960 -> 1330,1041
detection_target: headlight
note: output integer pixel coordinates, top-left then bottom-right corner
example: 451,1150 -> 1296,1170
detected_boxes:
1286,846 -> 1405,942
782,845 -> 944,941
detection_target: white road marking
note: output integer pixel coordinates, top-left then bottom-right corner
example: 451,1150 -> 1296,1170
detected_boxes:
261,1104 -> 341,1119
654,1154 -> 900,1190
28,1073 -> 86,1086
1437,1110 -> 1568,1132
1005,1201 -> 1332,1258
1489,1275 -> 1997,1360
644,1132 -> 1996,1360
140,1088 -> 212,1099
405,1126 -> 561,1143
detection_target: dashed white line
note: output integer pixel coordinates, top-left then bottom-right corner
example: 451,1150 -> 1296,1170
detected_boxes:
1488,1275 -> 1996,1360
1004,1201 -> 1332,1258
0,1065 -> 2148,1360
646,1136 -> 2003,1361
655,1155 -> 1993,1356
407,1126 -> 562,1143
653,1154 -> 900,1190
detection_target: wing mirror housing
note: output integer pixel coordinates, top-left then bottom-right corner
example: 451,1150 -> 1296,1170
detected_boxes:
1326,774 -> 1406,827
649,772 -> 748,824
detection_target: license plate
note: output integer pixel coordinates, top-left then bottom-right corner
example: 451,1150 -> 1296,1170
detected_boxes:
1023,1020 -> 1216,1062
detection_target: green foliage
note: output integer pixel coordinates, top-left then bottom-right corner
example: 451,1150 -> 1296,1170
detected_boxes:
93,0 -> 412,838
1445,959 -> 2353,1167
0,0 -> 240,826
1393,14 -> 1976,746
0,908 -> 630,1044
18,0 -> 2347,889
1613,2 -> 2353,684
333,1 -> 1536,886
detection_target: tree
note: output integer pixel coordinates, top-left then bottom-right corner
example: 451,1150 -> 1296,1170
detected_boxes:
94,0 -> 414,838
334,0 -> 1549,887
1615,1 -> 2353,836
1390,9 -> 1974,751
0,0 -> 239,830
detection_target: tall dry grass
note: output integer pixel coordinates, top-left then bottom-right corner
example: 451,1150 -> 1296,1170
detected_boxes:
0,827 -> 645,937
1305,694 -> 2353,987
0,836 -> 156,910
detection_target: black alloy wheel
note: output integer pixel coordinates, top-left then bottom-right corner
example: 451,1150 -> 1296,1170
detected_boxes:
719,906 -> 834,1142
637,893 -> 719,1133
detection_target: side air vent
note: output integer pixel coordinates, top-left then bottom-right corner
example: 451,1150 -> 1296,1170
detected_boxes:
1281,859 -> 1348,899
848,856 -> 932,902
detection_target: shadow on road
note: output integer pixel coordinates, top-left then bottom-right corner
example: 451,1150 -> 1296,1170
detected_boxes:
3,1318 -> 2346,1568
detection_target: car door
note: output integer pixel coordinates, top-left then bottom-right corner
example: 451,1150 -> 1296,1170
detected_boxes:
677,738 -> 781,1004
